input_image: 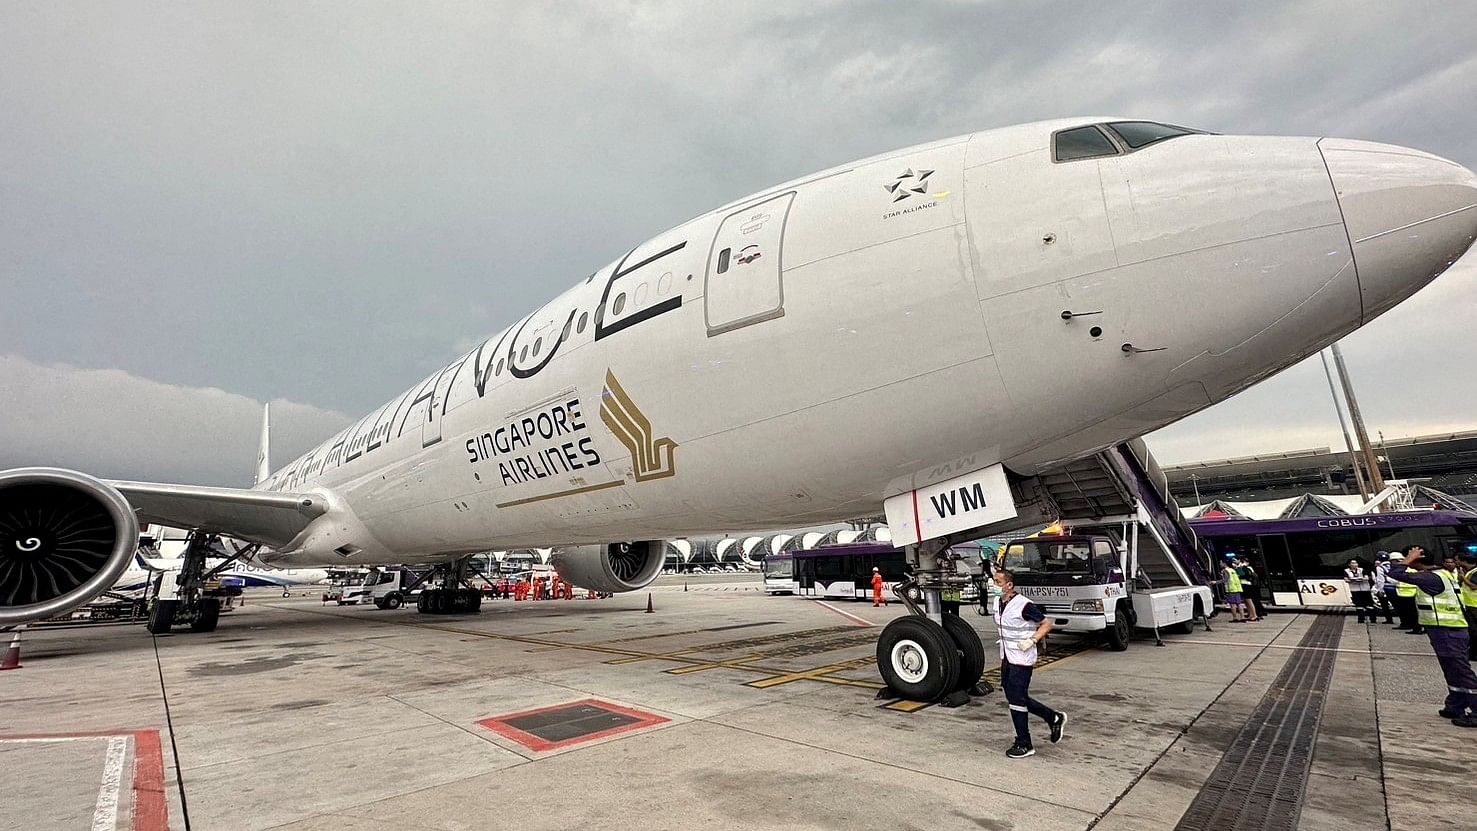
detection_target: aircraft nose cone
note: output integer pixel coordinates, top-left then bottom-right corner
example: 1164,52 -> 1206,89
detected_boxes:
1320,138 -> 1477,322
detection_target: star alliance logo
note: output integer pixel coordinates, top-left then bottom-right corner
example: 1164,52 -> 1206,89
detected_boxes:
884,168 -> 934,202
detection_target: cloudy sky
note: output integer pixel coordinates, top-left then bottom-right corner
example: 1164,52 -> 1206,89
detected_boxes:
2,2 -> 1475,486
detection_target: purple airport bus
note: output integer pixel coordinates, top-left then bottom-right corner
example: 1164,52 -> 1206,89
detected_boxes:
792,543 -> 909,601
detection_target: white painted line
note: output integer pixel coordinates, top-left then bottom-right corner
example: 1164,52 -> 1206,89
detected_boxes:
813,600 -> 873,627
92,736 -> 127,831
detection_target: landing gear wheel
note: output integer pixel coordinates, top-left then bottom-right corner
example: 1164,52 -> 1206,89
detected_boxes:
385,593 -> 402,610
1106,606 -> 1131,651
282,589 -> 291,598
147,600 -> 177,634
190,599 -> 220,633
876,616 -> 960,702
941,614 -> 986,692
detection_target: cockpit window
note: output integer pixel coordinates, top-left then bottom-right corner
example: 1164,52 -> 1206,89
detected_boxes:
1053,125 -> 1119,162
1105,121 -> 1195,150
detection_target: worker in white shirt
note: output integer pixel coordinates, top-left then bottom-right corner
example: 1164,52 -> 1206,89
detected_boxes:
993,567 -> 1066,758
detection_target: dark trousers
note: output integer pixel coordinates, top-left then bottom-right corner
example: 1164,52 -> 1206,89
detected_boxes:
942,600 -> 960,616
1374,590 -> 1396,623
1001,660 -> 1056,748
1243,588 -> 1263,619
1430,629 -> 1477,713
1396,595 -> 1421,631
1351,590 -> 1374,622
1469,610 -> 1477,660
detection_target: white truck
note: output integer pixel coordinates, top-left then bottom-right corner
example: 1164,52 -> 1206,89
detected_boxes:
339,567 -> 421,609
1000,512 -> 1213,650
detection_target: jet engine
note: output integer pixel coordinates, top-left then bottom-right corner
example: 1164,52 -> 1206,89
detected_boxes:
549,541 -> 665,593
0,468 -> 140,627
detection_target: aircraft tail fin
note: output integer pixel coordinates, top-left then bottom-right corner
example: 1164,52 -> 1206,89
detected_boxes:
254,402 -> 271,486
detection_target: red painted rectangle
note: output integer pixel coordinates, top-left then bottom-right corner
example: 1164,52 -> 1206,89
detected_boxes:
0,729 -> 169,831
476,698 -> 669,752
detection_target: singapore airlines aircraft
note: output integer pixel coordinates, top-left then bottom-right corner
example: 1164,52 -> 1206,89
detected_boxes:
2,118 -> 1474,696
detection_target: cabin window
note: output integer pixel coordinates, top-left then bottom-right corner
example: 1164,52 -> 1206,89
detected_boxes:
1105,121 -> 1194,150
577,312 -> 588,333
1053,125 -> 1119,162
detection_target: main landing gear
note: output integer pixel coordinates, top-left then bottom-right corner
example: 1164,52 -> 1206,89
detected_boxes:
411,556 -> 483,615
146,532 -> 237,634
876,539 -> 991,706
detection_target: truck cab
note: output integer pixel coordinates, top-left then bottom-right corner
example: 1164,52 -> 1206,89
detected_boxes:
1001,522 -> 1213,650
341,567 -> 420,609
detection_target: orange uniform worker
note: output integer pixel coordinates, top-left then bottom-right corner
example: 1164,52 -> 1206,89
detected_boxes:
871,566 -> 887,607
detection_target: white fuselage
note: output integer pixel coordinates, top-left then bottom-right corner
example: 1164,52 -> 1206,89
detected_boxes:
254,119 -> 1477,567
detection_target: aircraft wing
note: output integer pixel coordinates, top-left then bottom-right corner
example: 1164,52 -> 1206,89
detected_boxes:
110,480 -> 328,548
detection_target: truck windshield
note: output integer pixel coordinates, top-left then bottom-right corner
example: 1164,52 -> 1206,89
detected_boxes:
1002,540 -> 1097,583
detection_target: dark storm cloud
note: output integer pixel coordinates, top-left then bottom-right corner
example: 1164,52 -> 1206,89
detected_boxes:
1,1 -> 1474,482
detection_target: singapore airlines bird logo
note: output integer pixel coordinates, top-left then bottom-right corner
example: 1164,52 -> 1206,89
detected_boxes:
600,371 -> 678,482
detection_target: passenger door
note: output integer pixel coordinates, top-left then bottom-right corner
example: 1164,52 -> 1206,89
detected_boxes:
704,192 -> 795,336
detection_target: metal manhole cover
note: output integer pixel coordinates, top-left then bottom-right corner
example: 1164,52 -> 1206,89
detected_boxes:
477,699 -> 669,751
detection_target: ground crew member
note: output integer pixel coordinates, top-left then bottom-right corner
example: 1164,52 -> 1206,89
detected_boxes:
1372,552 -> 1397,624
993,567 -> 1067,758
1388,545 -> 1477,727
1460,551 -> 1477,660
1221,557 -> 1250,622
1395,557 -> 1423,633
871,567 -> 887,607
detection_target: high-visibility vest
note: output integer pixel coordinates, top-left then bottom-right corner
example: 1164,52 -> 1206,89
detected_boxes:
995,594 -> 1039,666
1414,571 -> 1468,628
1223,567 -> 1242,594
1395,576 -> 1419,598
1462,566 -> 1477,610
942,588 -> 961,602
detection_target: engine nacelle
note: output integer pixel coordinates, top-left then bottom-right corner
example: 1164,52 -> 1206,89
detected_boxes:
0,468 -> 140,626
549,541 -> 664,593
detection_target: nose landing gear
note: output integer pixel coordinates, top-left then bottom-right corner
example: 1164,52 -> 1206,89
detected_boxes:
875,539 -> 992,706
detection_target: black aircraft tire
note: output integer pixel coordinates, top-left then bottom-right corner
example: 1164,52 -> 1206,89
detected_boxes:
147,600 -> 177,635
190,599 -> 220,633
1107,605 -> 1131,651
1170,599 -> 1202,635
876,616 -> 960,702
942,614 -> 987,692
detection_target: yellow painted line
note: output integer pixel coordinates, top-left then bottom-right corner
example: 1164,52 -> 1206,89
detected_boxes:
664,654 -> 768,675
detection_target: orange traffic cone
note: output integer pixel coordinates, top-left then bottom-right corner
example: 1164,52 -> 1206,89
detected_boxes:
644,593 -> 654,614
1,628 -> 23,671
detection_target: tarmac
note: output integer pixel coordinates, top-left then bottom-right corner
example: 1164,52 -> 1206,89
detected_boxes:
2,574 -> 1474,831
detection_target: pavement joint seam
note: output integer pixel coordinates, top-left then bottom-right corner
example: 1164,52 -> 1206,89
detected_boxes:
1083,613 -> 1301,830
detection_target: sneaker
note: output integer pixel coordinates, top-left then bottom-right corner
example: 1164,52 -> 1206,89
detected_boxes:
1408,629 -> 1426,635
1049,712 -> 1067,744
1006,744 -> 1035,759
1438,708 -> 1464,719
1453,716 -> 1477,729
